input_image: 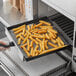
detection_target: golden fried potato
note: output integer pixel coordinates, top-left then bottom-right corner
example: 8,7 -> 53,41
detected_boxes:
22,35 -> 29,44
39,20 -> 51,26
12,25 -> 25,31
30,41 -> 34,47
12,20 -> 66,58
22,47 -> 31,57
18,38 -> 21,45
27,25 -> 31,31
36,38 -> 41,42
57,37 -> 64,46
50,38 -> 57,44
34,23 -> 43,28
14,29 -> 23,34
45,40 -> 48,49
40,45 -> 67,55
31,47 -> 34,56
48,42 -> 57,48
16,33 -> 22,38
29,36 -> 38,45
21,43 -> 27,48
27,39 -> 30,51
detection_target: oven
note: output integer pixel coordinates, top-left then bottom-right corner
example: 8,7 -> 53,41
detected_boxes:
0,0 -> 76,76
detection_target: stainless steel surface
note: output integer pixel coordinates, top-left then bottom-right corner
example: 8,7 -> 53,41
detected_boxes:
72,21 -> 76,72
0,67 -> 9,76
25,0 -> 38,20
0,0 -> 72,75
0,38 -> 28,76
38,0 -> 57,18
0,0 -> 26,26
0,37 -> 67,76
41,0 -> 75,21
0,61 -> 14,76
33,0 -> 38,19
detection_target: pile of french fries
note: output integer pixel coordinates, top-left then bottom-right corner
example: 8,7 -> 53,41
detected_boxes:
12,20 -> 67,58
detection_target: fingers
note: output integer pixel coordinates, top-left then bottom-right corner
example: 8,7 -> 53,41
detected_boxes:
0,41 -> 7,45
0,41 -> 9,50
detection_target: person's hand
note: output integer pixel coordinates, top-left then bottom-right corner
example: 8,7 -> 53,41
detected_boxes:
0,41 -> 8,51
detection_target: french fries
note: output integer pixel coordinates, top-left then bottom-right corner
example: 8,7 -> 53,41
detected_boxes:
22,46 -> 31,57
22,35 -> 29,44
39,20 -> 51,26
36,38 -> 41,42
29,36 -> 38,45
31,24 -> 34,30
24,33 -> 27,37
42,38 -> 45,50
48,31 -> 56,39
12,20 -> 66,58
40,26 -> 53,29
35,45 -> 39,51
38,29 -> 47,34
27,25 -> 31,31
30,41 -> 34,47
48,42 -> 57,48
27,39 -> 30,51
20,36 -> 24,41
18,38 -> 21,45
45,33 -> 50,39
21,43 -> 27,48
45,40 -> 48,49
16,33 -> 22,38
40,45 -> 67,55
57,37 -> 64,46
31,35 -> 44,39
34,23 -> 43,28
12,25 -> 25,31
31,47 -> 34,56
50,38 -> 57,44
22,25 -> 26,35
14,29 -> 23,34
48,29 -> 57,34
